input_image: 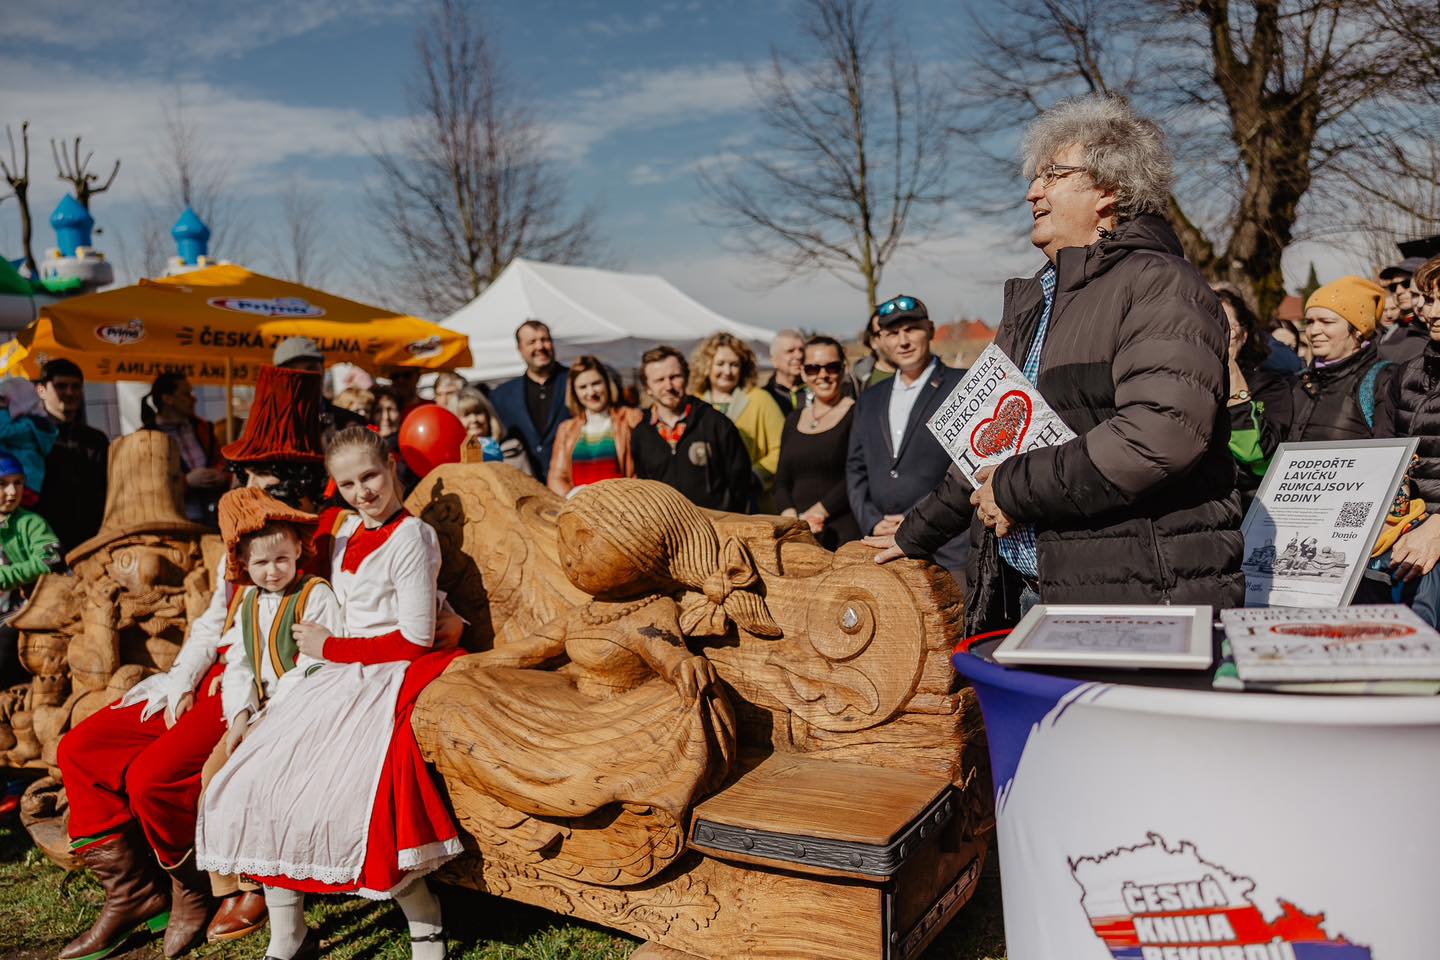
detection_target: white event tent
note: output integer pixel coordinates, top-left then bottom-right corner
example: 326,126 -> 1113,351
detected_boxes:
441,258 -> 777,381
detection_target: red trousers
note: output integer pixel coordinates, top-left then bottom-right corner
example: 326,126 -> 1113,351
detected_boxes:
59,660 -> 227,866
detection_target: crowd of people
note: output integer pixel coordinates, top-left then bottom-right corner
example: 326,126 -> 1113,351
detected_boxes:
0,89 -> 1438,960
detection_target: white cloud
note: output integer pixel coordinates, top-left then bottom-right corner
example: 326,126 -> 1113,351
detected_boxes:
545,62 -> 756,163
0,56 -> 405,206
7,0 -> 421,63
647,224 -> 1037,335
584,11 -> 664,37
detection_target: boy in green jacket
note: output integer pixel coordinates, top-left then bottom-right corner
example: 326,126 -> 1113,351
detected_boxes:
0,449 -> 64,682
0,449 -> 63,815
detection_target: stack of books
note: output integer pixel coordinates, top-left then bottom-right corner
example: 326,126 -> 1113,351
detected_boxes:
1215,605 -> 1440,695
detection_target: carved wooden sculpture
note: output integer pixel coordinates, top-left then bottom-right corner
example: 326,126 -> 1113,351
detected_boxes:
0,431 -> 215,772
412,470 -> 991,960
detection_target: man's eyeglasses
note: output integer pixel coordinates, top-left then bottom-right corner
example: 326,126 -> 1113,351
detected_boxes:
1033,163 -> 1088,187
876,296 -> 918,317
803,361 -> 844,377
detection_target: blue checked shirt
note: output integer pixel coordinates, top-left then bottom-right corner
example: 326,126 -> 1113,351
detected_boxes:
997,264 -> 1057,579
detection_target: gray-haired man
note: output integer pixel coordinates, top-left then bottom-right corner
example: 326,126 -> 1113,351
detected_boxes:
874,94 -> 1243,632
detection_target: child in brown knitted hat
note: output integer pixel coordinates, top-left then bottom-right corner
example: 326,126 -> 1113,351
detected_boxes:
212,487 -> 343,752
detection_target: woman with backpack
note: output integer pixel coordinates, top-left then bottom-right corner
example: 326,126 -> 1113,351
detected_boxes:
1285,277 -> 1394,442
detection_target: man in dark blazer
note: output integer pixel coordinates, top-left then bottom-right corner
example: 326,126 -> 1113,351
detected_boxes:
490,320 -> 570,477
847,295 -> 969,587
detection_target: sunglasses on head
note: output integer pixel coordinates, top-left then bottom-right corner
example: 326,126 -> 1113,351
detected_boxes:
876,296 -> 918,317
803,361 -> 844,377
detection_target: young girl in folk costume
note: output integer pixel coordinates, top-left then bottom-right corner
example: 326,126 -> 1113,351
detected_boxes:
196,426 -> 464,960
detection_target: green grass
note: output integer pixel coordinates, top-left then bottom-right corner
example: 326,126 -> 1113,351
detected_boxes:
0,818 -> 1005,959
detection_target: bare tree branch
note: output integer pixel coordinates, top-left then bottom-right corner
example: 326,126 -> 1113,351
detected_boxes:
50,135 -> 121,210
270,178 -> 329,287
0,121 -> 37,276
700,0 -> 954,310
952,0 -> 1436,318
366,0 -> 598,317
149,94 -> 253,266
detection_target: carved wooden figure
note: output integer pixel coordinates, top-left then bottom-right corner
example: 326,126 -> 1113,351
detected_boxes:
410,469 -> 991,960
0,431 -> 214,773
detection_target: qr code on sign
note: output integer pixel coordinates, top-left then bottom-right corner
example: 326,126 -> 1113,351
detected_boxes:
1336,501 -> 1372,528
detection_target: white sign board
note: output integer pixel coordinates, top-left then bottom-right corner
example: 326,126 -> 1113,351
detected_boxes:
1240,438 -> 1418,608
926,343 -> 1075,486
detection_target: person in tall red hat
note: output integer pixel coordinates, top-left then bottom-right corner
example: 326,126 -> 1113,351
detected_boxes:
56,365 -> 329,959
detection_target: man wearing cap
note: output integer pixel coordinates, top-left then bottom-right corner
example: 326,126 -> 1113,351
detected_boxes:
25,358 -> 110,554
272,336 -> 367,434
1286,276 -> 1394,441
1377,257 -> 1429,363
845,294 -> 969,585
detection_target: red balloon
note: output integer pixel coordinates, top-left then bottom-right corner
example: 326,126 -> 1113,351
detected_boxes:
397,403 -> 467,478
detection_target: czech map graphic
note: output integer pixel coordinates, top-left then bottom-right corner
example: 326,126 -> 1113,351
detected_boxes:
1070,833 -> 1372,959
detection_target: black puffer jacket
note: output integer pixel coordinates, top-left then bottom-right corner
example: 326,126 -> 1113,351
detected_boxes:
897,215 -> 1244,633
1287,344 -> 1389,443
1374,340 -> 1440,511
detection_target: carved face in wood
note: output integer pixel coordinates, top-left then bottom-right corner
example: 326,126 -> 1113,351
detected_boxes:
556,510 -> 652,598
102,539 -> 194,594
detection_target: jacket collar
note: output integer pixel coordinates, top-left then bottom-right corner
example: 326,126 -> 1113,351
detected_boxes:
1052,213 -> 1185,293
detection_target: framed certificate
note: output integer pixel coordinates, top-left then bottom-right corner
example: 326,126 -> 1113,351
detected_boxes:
992,604 -> 1214,670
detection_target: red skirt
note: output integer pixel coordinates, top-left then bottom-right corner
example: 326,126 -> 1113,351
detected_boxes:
249,648 -> 465,897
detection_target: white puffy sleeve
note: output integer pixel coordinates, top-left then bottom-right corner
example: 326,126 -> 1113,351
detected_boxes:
116,555 -> 233,720
391,522 -> 440,647
296,581 -> 344,670
219,624 -> 257,726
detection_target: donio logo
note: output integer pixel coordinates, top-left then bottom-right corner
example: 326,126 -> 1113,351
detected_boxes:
94,319 -> 145,346
207,296 -> 326,318
406,336 -> 443,359
1071,833 -> 1371,959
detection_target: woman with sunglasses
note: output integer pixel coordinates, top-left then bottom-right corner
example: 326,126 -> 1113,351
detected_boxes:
774,336 -> 860,548
691,332 -> 786,511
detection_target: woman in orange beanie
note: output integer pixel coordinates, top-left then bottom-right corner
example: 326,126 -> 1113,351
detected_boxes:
1286,275 -> 1395,442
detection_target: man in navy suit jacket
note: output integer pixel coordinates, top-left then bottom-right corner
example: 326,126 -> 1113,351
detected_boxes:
847,296 -> 969,587
490,320 -> 570,477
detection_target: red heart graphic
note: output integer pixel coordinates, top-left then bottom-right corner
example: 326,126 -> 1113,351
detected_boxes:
970,390 -> 1033,459
1269,622 -> 1417,643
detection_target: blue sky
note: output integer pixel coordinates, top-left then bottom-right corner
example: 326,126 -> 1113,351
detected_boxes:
1,0 -> 1370,335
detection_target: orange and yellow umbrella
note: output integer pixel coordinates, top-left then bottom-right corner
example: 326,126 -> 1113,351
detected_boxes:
0,264 -> 470,385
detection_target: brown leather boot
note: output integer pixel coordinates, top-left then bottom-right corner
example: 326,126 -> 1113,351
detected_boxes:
159,851 -> 212,957
58,830 -> 171,960
207,889 -> 267,943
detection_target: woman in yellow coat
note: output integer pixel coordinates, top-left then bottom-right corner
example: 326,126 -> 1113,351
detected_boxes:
690,332 -> 786,512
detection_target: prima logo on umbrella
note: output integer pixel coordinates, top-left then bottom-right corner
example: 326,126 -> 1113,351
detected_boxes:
406,336 -> 443,359
207,296 -> 326,318
94,318 -> 146,346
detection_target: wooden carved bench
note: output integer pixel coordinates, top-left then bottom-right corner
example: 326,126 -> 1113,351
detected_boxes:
407,465 -> 992,960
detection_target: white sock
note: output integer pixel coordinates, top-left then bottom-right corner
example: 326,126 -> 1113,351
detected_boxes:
263,886 -> 308,959
395,879 -> 445,960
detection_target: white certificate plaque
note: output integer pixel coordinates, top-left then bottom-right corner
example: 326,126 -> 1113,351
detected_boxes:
993,604 -> 1214,670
